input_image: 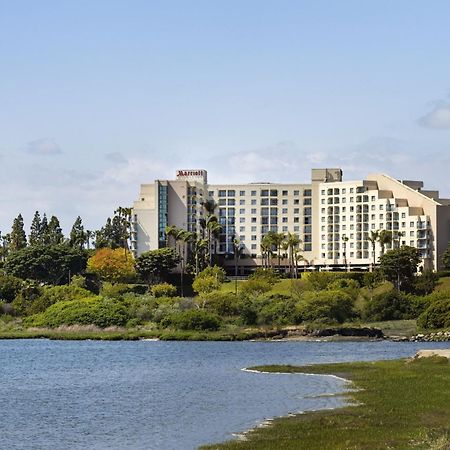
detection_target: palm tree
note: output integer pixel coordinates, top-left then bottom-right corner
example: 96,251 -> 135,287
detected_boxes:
233,237 -> 243,294
367,230 -> 380,268
342,235 -> 349,270
284,233 -> 301,278
265,231 -> 285,272
261,234 -> 274,268
207,220 -> 222,266
379,230 -> 392,255
395,231 -> 405,248
165,225 -> 178,247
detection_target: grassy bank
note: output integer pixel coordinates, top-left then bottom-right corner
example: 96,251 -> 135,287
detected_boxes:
201,356 -> 450,449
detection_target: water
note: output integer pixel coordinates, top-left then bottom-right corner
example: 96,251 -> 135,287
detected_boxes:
1,339 -> 449,450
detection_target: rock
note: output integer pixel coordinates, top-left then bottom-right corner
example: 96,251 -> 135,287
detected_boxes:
414,349 -> 450,359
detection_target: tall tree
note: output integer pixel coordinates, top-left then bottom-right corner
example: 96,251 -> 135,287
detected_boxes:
47,216 -> 64,245
40,214 -> 49,244
10,214 -> 27,252
70,216 -> 86,249
29,211 -> 42,246
367,230 -> 380,267
378,230 -> 392,255
379,246 -> 421,292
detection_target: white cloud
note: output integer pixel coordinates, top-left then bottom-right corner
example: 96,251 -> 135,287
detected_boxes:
25,138 -> 62,155
418,103 -> 450,129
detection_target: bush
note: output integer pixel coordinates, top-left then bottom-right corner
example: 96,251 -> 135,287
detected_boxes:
296,290 -> 355,324
162,309 -> 221,331
413,271 -> 439,295
26,297 -> 129,328
239,279 -> 271,297
363,290 -> 413,321
257,294 -> 296,325
200,292 -> 242,316
101,283 -> 147,298
27,285 -> 95,315
418,297 -> 450,329
0,275 -> 23,303
249,268 -> 280,285
11,283 -> 43,316
151,283 -> 177,298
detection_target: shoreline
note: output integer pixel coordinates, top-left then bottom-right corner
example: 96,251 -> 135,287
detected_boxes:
200,355 -> 450,449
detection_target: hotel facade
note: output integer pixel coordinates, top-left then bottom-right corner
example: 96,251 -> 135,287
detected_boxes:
131,168 -> 450,272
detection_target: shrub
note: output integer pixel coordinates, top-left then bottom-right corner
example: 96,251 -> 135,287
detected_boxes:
249,268 -> 280,285
418,297 -> 450,330
11,283 -> 43,316
196,266 -> 226,283
296,290 -> 355,324
413,271 -> 439,295
200,292 -> 242,316
162,309 -> 221,331
0,275 -> 23,303
257,295 -> 296,326
239,279 -> 271,297
26,297 -> 129,328
151,283 -> 177,298
363,290 -> 413,321
87,248 -> 136,283
192,275 -> 222,295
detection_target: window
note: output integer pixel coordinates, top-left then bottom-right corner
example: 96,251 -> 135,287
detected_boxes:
321,190 -> 325,195
228,190 -> 235,196
239,208 -> 245,214
294,190 -> 299,195
350,188 -> 354,193
270,189 -> 278,196
219,199 -> 226,206
402,213 -> 406,218
251,226 -> 256,232
240,226 -> 245,232
282,190 -> 288,195
294,208 -> 299,214
218,190 -> 226,197
342,188 -> 346,194
282,208 -> 288,214
251,235 -> 257,241
240,217 -> 245,223
304,198 -> 312,205
239,190 -> 246,196
251,217 -> 257,223
261,207 -> 269,215
282,226 -> 288,232
239,199 -> 245,205
251,244 -> 256,250
227,199 -> 235,206
251,199 -> 256,205
304,189 -> 312,196
282,199 -> 288,205
251,190 -> 257,196
282,217 -> 288,223
294,217 -> 299,223
261,198 -> 269,205
294,199 -> 300,205
261,189 -> 269,196
251,208 -> 257,214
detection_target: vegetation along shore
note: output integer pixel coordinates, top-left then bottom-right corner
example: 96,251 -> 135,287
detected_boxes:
201,355 -> 450,449
2,209 -> 450,341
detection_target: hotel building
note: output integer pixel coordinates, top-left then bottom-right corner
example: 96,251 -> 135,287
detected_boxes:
131,168 -> 450,272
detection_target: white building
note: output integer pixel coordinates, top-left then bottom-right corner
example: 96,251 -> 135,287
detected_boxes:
131,168 -> 450,272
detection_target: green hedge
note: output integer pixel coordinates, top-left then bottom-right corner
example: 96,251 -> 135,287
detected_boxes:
26,297 -> 129,328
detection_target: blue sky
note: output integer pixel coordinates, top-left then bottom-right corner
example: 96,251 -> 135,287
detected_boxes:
1,0 -> 450,234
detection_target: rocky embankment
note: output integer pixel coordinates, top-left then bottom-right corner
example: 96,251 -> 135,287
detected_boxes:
265,326 -> 384,340
407,331 -> 450,342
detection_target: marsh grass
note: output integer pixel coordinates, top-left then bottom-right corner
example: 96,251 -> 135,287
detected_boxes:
201,356 -> 450,449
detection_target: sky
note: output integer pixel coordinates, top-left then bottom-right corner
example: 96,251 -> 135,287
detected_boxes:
1,0 -> 450,235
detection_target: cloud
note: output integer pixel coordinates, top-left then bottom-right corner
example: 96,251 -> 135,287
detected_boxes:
25,138 -> 62,155
105,152 -> 128,164
418,102 -> 450,129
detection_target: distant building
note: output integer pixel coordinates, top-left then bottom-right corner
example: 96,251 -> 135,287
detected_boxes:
131,168 -> 450,272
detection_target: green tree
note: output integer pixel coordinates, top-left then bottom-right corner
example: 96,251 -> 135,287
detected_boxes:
47,215 -> 64,245
378,230 -> 392,255
135,248 -> 180,284
367,230 -> 380,267
442,243 -> 450,270
379,246 -> 422,292
29,211 -> 42,246
9,214 -> 27,252
69,216 -> 86,249
4,244 -> 88,285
